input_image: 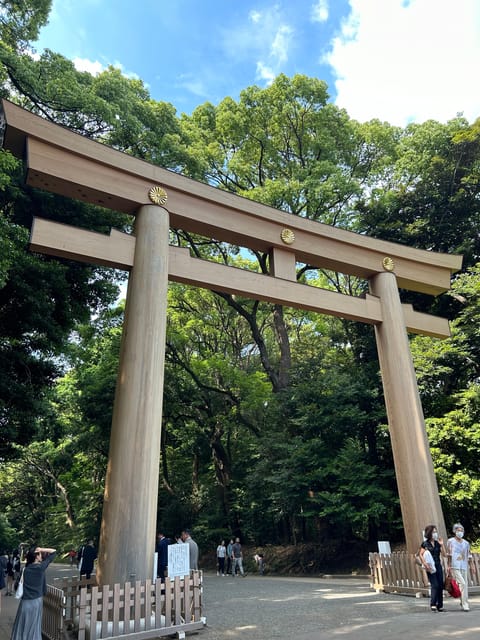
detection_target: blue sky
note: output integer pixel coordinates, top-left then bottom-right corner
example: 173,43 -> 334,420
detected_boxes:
34,0 -> 480,126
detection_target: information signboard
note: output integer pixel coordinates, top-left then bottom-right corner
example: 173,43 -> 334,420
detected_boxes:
168,543 -> 190,578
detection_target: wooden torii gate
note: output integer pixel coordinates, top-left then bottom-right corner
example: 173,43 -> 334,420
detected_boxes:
1,100 -> 462,586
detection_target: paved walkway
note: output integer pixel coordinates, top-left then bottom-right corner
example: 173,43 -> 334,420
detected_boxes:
1,566 -> 479,639
0,589 -> 18,640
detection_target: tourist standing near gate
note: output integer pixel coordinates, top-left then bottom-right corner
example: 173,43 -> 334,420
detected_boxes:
231,538 -> 245,577
6,554 -> 15,595
216,540 -> 227,576
11,546 -> 56,640
156,530 -> 171,580
447,523 -> 476,611
78,539 -> 97,580
181,530 -> 199,570
226,539 -> 234,575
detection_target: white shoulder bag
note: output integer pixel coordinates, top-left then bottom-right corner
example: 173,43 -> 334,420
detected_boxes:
15,570 -> 24,599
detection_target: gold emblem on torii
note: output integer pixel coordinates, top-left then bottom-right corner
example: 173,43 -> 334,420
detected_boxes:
148,186 -> 168,206
383,257 -> 395,272
280,228 -> 295,245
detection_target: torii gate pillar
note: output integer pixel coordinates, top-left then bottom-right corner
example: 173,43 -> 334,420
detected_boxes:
96,205 -> 169,586
370,272 -> 446,546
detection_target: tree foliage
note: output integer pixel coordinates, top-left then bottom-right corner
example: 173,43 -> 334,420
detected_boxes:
0,0 -> 51,52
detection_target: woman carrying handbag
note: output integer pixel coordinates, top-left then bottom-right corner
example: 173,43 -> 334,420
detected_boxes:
10,545 -> 56,640
419,524 -> 447,612
447,523 -> 476,612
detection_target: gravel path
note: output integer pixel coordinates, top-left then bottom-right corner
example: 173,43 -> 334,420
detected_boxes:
200,573 -> 480,639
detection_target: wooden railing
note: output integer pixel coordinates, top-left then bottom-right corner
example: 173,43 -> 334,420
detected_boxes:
45,572 -> 205,640
56,575 -> 97,629
369,551 -> 480,596
43,584 -> 66,640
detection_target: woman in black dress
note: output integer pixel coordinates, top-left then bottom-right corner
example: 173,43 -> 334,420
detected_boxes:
420,524 -> 446,612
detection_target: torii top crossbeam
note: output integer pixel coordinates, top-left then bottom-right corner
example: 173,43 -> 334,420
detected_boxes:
1,99 -> 461,300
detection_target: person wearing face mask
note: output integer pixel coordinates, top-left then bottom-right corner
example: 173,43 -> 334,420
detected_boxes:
447,523 -> 475,611
419,524 -> 446,611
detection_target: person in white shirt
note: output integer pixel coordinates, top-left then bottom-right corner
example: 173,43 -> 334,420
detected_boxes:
216,540 -> 227,576
446,523 -> 476,611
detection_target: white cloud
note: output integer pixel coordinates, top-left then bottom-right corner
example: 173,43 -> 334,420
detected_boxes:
176,74 -> 210,99
270,24 -> 293,65
72,57 -> 141,84
326,0 -> 480,125
246,8 -> 295,85
220,6 -> 294,86
72,57 -> 104,75
256,61 -> 276,84
311,0 -> 329,23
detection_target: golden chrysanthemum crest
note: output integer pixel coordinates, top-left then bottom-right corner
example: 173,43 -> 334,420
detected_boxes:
280,228 -> 295,245
382,256 -> 395,272
148,186 -> 168,206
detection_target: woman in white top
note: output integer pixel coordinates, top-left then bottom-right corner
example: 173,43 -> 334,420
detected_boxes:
447,523 -> 476,611
216,540 -> 227,576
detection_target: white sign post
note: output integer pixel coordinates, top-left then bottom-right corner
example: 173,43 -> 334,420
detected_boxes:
378,541 -> 391,555
168,544 -> 190,578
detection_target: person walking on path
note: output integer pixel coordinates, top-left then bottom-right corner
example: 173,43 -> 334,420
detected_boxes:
216,540 -> 227,576
181,530 -> 199,571
231,538 -> 245,577
5,555 -> 15,596
10,545 -> 56,640
447,523 -> 476,611
78,540 -> 97,580
13,553 -> 21,585
419,524 -> 446,611
155,531 -> 171,581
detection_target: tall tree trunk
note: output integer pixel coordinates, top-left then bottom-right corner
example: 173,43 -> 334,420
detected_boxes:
273,304 -> 291,389
210,422 -> 232,519
160,424 -> 175,495
191,453 -> 200,514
